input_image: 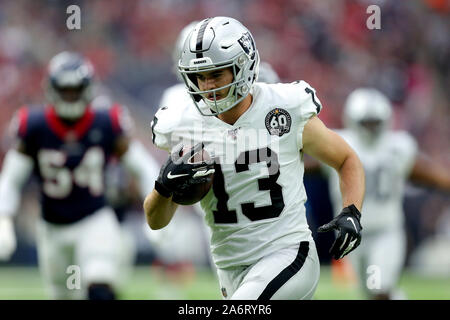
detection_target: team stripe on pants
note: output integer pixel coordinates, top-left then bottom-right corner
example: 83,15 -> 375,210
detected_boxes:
257,241 -> 310,300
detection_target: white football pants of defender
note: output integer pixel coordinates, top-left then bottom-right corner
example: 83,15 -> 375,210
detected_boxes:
36,207 -> 122,299
217,240 -> 320,300
348,227 -> 406,298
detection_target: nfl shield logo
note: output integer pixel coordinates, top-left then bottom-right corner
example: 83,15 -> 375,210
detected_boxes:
227,127 -> 241,140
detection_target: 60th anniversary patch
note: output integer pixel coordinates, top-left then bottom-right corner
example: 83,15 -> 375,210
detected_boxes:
265,108 -> 291,136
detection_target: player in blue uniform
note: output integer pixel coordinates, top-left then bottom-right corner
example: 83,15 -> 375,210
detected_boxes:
14,102 -> 126,224
0,52 -> 156,299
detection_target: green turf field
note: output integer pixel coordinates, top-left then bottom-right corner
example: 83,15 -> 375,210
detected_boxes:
0,265 -> 448,300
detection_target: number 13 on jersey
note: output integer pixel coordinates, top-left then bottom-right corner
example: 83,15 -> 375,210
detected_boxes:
212,147 -> 285,223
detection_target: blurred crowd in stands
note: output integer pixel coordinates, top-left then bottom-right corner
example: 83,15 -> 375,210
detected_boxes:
0,0 -> 448,271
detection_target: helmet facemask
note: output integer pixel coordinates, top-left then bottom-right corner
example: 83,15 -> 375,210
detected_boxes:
343,88 -> 392,145
359,118 -> 384,136
47,82 -> 92,121
45,51 -> 94,121
355,117 -> 388,144
180,53 -> 257,116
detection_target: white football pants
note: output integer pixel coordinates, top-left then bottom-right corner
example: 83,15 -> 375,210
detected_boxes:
216,240 -> 320,300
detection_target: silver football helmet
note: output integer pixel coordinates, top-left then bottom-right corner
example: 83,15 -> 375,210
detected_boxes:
45,51 -> 94,121
343,88 -> 392,144
178,17 -> 260,116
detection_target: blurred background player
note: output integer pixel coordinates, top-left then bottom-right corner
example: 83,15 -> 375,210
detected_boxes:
0,51 -> 157,299
257,61 -> 280,84
307,88 -> 450,299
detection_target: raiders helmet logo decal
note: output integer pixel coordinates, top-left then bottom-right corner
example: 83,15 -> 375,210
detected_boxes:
238,32 -> 256,59
265,108 -> 291,137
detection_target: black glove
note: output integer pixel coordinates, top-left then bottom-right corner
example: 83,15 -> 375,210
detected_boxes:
317,204 -> 362,260
154,143 -> 215,198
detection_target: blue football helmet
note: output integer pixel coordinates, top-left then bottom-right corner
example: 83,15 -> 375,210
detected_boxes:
46,51 -> 94,120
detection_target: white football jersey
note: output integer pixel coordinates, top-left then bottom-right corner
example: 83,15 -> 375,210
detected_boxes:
322,129 -> 418,232
152,81 -> 322,269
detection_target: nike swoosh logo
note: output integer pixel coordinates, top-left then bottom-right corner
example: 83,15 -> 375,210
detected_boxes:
167,172 -> 189,179
347,217 -> 358,232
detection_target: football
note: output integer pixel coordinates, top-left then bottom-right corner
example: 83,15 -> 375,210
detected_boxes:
172,146 -> 214,205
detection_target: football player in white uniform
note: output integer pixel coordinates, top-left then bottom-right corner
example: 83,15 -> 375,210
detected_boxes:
0,52 -> 157,299
144,17 -> 366,300
316,88 -> 450,299
150,22 -> 284,273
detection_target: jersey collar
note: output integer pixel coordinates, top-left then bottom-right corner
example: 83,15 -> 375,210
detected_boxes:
45,105 -> 95,141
